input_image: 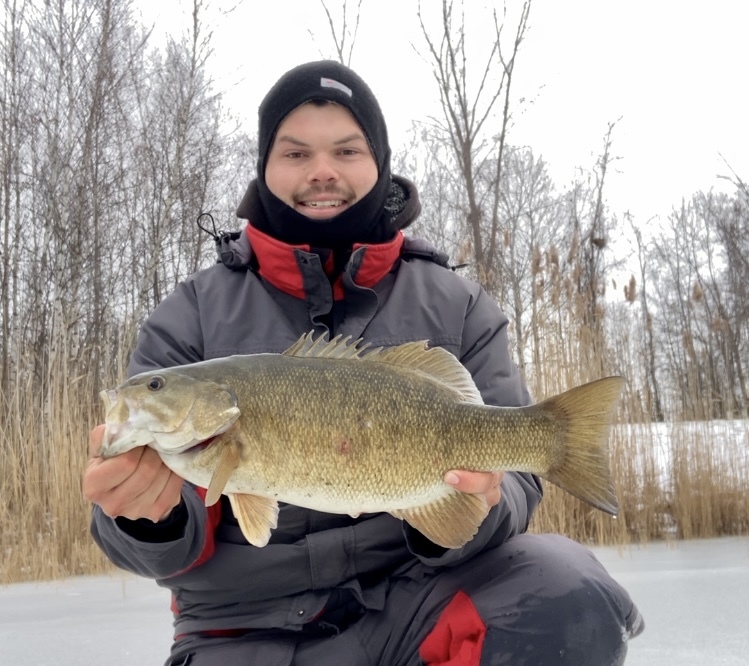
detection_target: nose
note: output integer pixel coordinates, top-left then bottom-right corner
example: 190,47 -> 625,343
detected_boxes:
306,154 -> 339,184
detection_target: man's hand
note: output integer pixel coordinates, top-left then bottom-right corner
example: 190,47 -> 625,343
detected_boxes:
444,470 -> 505,508
82,424 -> 184,522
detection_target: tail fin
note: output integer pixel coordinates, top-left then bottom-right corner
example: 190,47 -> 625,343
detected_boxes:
539,376 -> 624,515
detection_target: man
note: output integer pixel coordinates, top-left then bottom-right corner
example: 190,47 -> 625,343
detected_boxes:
84,61 -> 643,665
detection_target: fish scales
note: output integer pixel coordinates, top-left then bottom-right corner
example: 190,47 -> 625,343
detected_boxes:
182,356 -> 557,506
100,333 -> 623,549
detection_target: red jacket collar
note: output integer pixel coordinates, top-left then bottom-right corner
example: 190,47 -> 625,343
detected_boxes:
245,224 -> 404,300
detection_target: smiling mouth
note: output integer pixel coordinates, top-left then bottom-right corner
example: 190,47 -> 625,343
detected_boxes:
302,200 -> 345,208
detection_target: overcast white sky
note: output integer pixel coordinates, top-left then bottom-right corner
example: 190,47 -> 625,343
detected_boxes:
138,0 -> 749,222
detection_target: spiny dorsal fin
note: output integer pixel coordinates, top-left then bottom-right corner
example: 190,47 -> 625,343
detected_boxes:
282,332 -> 373,360
283,332 -> 483,405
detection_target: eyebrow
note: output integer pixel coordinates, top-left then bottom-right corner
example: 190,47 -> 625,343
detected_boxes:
274,133 -> 368,148
275,135 -> 310,147
334,133 -> 367,145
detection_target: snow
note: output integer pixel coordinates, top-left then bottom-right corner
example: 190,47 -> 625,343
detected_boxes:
1,537 -> 747,665
0,575 -> 172,665
593,537 -> 749,666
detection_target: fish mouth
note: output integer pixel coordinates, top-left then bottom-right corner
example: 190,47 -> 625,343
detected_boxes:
99,422 -> 156,458
98,390 -> 156,458
100,389 -> 118,410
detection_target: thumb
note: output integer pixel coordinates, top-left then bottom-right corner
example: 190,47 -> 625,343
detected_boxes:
88,424 -> 106,458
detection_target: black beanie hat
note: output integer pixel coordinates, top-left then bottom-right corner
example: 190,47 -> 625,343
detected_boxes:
256,60 -> 391,178
237,61 -> 399,248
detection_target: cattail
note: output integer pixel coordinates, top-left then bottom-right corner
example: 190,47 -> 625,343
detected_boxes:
531,245 -> 542,276
624,275 -> 637,303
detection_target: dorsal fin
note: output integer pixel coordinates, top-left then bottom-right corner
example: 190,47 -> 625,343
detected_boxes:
283,332 -> 373,360
283,333 -> 483,405
365,342 -> 483,405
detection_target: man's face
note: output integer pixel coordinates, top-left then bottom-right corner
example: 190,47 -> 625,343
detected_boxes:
264,103 -> 378,220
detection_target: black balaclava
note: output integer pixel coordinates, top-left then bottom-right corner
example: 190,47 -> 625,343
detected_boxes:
236,60 -> 395,248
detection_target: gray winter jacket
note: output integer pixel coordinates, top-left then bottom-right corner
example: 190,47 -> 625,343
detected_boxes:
91,184 -> 543,639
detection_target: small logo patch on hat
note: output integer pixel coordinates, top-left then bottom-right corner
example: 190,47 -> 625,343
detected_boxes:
320,77 -> 352,97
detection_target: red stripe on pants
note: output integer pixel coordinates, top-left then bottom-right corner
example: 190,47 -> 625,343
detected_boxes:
419,590 -> 487,666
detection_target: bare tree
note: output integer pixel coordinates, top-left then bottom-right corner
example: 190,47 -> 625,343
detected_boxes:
489,145 -> 560,384
312,0 -> 364,66
644,195 -> 742,419
13,0 -> 152,387
560,120 -> 622,373
416,0 -> 532,295
695,191 -> 748,416
123,0 -> 225,344
628,218 -> 664,421
0,0 -> 32,391
399,119 -> 470,260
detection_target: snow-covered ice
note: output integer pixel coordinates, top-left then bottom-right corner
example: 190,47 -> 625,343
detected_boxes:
0,573 -> 172,665
593,536 -> 749,665
1,537 -> 747,665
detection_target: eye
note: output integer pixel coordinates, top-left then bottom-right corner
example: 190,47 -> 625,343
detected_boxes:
147,376 -> 165,391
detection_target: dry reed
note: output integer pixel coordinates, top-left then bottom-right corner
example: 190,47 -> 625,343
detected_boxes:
0,352 -> 114,583
2,332 -> 747,583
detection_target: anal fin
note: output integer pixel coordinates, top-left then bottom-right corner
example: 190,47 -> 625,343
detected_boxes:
391,491 -> 490,549
228,493 -> 280,548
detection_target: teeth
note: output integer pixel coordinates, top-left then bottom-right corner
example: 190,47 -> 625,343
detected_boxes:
306,200 -> 343,208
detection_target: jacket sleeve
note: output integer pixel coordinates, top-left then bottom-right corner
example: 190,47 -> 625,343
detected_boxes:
89,280 -> 210,577
90,487 -> 211,578
404,285 -> 544,566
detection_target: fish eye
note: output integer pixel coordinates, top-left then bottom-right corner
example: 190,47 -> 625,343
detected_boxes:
147,376 -> 165,391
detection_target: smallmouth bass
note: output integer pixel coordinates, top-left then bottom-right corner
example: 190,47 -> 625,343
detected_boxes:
99,333 -> 623,549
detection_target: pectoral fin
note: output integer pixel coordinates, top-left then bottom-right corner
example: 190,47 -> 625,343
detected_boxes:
228,493 -> 280,548
391,491 -> 490,549
204,443 -> 241,507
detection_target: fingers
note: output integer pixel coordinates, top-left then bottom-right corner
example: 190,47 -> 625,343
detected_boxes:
444,469 -> 504,493
84,445 -> 148,495
156,472 -> 186,521
89,424 -> 106,457
83,441 -> 183,522
444,469 -> 505,508
116,448 -> 180,521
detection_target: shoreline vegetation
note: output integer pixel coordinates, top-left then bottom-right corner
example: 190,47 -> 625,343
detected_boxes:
2,358 -> 746,584
1,1 -> 746,585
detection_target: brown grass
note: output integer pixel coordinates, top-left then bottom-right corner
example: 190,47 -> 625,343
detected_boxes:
0,355 -> 113,584
523,307 -> 748,546
530,418 -> 749,544
2,338 -> 747,583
